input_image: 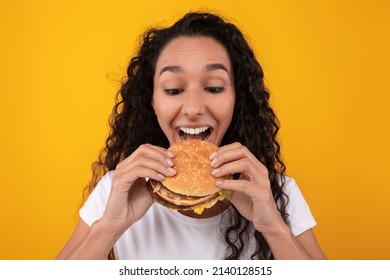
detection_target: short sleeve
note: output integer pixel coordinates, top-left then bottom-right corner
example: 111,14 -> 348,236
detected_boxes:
283,177 -> 317,236
79,171 -> 113,226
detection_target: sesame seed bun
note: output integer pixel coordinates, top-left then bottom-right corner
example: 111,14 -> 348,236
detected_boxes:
147,139 -> 231,214
163,139 -> 221,196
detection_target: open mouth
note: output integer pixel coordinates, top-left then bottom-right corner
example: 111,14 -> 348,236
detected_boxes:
178,126 -> 212,141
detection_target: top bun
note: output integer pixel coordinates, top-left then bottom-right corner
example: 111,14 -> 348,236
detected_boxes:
161,139 -> 222,196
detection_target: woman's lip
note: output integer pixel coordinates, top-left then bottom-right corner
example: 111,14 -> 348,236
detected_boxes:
176,124 -> 211,129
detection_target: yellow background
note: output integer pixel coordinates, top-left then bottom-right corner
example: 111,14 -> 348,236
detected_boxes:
1,0 -> 389,259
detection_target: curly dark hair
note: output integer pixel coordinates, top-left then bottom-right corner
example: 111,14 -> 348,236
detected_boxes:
85,12 -> 288,260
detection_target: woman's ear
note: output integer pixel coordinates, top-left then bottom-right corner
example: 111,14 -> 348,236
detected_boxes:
151,100 -> 156,114
151,100 -> 154,110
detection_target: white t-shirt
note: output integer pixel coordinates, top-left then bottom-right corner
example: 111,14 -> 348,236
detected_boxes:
80,171 -> 316,259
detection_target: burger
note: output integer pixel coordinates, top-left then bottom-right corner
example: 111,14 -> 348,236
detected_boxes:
147,139 -> 231,214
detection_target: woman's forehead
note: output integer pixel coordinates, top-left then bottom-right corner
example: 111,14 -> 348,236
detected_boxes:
154,36 -> 232,74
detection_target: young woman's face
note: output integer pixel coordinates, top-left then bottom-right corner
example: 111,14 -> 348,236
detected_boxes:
152,36 -> 235,146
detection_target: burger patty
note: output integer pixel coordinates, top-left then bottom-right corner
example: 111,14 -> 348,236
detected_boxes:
146,180 -> 220,209
148,180 -> 215,206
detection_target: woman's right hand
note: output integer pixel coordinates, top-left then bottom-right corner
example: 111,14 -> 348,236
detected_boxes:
56,144 -> 176,259
100,144 -> 176,237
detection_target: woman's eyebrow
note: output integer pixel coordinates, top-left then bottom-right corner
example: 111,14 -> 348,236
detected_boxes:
204,63 -> 229,74
159,63 -> 230,76
159,65 -> 183,76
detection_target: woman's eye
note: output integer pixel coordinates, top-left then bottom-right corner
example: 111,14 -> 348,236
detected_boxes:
164,88 -> 183,95
205,87 -> 224,94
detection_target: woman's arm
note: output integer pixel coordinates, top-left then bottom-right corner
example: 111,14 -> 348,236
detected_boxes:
262,222 -> 327,259
211,142 -> 326,260
56,144 -> 176,259
56,219 -> 120,260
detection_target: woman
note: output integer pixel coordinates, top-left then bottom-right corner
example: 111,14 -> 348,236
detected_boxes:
57,12 -> 326,260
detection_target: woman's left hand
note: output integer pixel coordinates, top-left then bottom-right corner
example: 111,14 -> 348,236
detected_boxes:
211,142 -> 285,234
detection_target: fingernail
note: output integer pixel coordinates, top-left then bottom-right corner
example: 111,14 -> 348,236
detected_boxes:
167,151 -> 174,158
212,168 -> 220,176
167,167 -> 177,175
215,180 -> 222,187
210,158 -> 218,167
166,158 -> 174,166
209,151 -> 217,160
158,173 -> 165,180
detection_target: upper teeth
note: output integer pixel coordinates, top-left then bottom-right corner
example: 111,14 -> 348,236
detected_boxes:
180,126 -> 209,135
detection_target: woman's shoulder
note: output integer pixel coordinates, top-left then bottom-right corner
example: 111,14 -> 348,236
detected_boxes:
80,170 -> 114,226
277,174 -> 299,193
92,170 -> 114,191
277,174 -> 311,209
101,170 -> 114,184
84,170 -> 115,202
279,175 -> 317,235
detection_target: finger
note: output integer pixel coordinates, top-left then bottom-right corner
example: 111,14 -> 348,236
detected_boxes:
215,179 -> 253,196
138,144 -> 175,164
121,144 -> 175,168
114,167 -> 168,192
145,143 -> 175,158
211,143 -> 255,167
214,142 -> 243,155
216,178 -> 272,203
138,160 -> 177,178
120,159 -> 177,180
211,143 -> 268,177
212,157 -> 257,180
210,142 -> 241,164
132,167 -> 168,182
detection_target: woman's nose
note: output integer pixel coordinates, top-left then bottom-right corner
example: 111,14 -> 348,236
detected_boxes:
181,90 -> 205,118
